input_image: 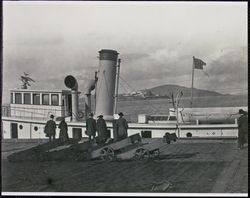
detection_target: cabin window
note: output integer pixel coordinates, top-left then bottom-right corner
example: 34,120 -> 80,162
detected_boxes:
11,93 -> 13,104
24,93 -> 31,104
33,93 -> 40,105
62,95 -> 65,106
15,93 -> 22,104
169,116 -> 177,121
51,94 -> 59,106
42,94 -> 49,105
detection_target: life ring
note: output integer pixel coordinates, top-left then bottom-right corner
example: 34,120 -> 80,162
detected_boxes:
78,111 -> 84,118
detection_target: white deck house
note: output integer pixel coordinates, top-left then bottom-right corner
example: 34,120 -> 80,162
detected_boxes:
9,89 -> 72,120
1,89 -> 85,140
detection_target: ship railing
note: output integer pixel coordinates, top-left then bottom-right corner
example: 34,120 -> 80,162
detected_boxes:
2,105 -> 11,117
119,113 -> 170,123
2,106 -> 64,121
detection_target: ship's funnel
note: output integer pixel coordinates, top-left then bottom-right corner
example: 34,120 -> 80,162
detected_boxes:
95,49 -> 119,120
64,75 -> 78,91
64,75 -> 79,122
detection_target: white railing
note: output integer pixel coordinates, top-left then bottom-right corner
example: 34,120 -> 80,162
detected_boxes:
2,106 -> 64,121
2,105 -> 11,117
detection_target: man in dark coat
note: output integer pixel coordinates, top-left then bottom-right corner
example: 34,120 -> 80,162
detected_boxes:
44,114 -> 56,142
115,112 -> 128,141
86,113 -> 96,141
96,115 -> 108,145
58,117 -> 69,143
237,109 -> 248,149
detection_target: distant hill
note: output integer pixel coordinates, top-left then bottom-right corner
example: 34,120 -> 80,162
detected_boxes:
146,84 -> 224,98
78,84 -> 236,105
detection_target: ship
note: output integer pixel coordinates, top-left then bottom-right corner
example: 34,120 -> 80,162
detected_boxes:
1,49 -> 248,140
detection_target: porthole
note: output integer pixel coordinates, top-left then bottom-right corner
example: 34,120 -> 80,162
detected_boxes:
19,125 -> 23,130
186,132 -> 192,138
34,126 -> 38,131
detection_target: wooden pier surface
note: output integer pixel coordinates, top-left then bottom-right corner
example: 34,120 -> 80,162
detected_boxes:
1,138 -> 248,193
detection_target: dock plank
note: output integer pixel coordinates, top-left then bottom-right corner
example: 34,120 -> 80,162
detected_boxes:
1,139 -> 248,193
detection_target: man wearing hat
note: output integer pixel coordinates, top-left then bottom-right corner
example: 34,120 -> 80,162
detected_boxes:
58,117 -> 69,143
44,114 -> 57,142
115,112 -> 128,141
96,115 -> 108,145
86,113 -> 96,141
237,109 -> 248,149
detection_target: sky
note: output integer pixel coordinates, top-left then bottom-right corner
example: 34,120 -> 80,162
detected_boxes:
2,1 -> 248,104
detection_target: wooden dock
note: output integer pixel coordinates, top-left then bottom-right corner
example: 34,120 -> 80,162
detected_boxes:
1,138 -> 248,193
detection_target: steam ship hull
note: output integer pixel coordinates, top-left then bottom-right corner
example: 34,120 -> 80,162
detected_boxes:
2,116 -> 238,140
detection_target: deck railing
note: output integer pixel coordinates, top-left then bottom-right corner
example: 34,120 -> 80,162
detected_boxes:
2,105 -> 87,122
1,105 -> 63,120
2,105 -> 11,117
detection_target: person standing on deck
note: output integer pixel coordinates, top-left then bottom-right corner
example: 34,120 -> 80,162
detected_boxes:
115,112 -> 128,141
58,118 -> 69,143
86,113 -> 96,141
44,114 -> 56,142
237,109 -> 248,149
96,115 -> 108,145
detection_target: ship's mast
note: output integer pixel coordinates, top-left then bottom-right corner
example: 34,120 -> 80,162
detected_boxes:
190,57 -> 195,108
114,58 -> 121,115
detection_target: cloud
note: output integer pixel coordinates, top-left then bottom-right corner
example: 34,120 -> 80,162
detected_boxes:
120,53 -> 149,62
2,2 -> 247,103
117,46 -> 247,95
197,47 -> 248,93
4,34 -> 64,46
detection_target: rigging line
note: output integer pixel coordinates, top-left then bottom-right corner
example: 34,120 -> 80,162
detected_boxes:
119,75 -> 138,92
119,81 -> 130,93
119,76 -> 168,114
119,75 -> 164,111
116,77 -> 131,94
118,77 -> 130,92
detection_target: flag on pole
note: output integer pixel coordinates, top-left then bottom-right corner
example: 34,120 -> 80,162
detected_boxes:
193,56 -> 206,70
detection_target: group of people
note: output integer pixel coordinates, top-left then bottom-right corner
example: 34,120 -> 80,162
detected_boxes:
86,112 -> 129,145
86,113 -> 108,145
44,114 -> 69,143
44,111 -> 129,145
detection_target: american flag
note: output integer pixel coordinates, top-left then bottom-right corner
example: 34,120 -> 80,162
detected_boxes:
193,56 -> 206,70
